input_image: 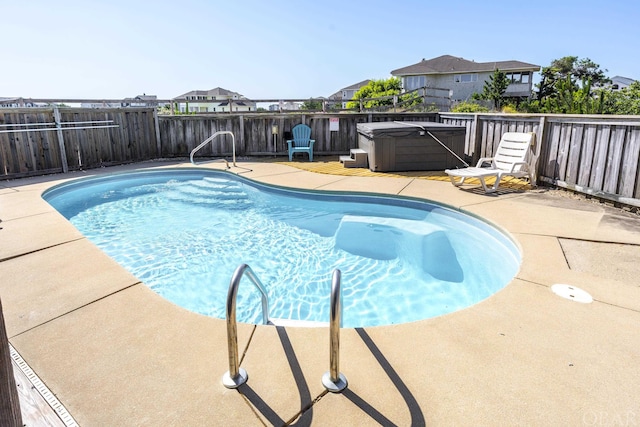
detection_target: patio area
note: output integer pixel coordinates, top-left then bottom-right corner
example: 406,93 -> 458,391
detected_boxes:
1,158 -> 639,426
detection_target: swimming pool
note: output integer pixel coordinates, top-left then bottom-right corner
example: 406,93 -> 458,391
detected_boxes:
43,168 -> 521,327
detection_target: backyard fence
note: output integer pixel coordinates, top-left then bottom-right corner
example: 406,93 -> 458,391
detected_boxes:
0,107 -> 158,177
440,113 -> 640,207
158,112 -> 438,158
2,106 -> 639,207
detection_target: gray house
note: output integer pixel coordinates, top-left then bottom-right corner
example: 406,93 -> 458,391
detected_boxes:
328,79 -> 372,108
611,76 -> 636,91
391,55 -> 540,102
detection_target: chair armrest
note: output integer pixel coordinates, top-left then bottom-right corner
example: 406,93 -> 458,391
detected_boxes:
508,161 -> 529,173
475,157 -> 494,167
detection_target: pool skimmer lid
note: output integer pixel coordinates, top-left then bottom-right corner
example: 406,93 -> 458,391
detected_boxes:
551,284 -> 593,303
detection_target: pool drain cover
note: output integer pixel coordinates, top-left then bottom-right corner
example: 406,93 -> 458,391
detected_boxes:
551,284 -> 593,303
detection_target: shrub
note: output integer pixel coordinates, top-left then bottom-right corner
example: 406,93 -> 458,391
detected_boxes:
451,101 -> 490,113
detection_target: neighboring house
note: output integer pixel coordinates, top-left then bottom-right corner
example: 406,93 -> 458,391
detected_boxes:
390,55 -> 540,102
328,79 -> 372,108
611,76 -> 636,91
81,94 -> 158,108
268,101 -> 301,111
0,97 -> 37,108
121,94 -> 158,107
174,87 -> 255,113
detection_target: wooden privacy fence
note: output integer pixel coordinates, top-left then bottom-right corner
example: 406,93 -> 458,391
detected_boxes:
0,107 -> 159,178
2,106 -> 640,207
158,112 -> 438,158
441,113 -> 640,207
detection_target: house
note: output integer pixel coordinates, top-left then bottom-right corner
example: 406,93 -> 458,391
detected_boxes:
328,79 -> 372,108
611,76 -> 636,91
81,94 -> 158,109
0,97 -> 38,108
268,102 -> 301,111
390,55 -> 540,103
121,94 -> 158,107
174,87 -> 256,113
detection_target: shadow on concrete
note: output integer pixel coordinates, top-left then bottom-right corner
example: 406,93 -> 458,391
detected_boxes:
238,326 -> 315,426
236,326 -> 426,426
341,327 -> 426,427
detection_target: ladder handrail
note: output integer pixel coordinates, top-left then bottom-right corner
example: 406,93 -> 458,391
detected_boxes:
190,130 -> 236,167
222,263 -> 270,389
322,269 -> 348,392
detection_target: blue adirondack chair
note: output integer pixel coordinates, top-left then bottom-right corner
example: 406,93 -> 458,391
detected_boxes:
287,124 -> 315,162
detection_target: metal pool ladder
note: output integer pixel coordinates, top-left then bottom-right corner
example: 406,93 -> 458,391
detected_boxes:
222,264 -> 269,388
222,265 -> 347,393
190,130 -> 236,168
322,269 -> 348,392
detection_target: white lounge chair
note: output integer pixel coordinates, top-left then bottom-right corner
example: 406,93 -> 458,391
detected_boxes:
445,132 -> 535,193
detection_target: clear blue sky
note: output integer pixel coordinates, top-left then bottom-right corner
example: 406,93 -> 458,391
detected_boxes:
2,0 -> 638,100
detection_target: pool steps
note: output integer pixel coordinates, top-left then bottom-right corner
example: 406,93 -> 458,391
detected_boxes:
339,148 -> 368,168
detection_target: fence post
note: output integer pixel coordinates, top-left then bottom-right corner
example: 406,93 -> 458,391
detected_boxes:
238,115 -> 244,156
0,298 -> 23,427
532,115 -> 548,185
153,108 -> 162,157
471,113 -> 484,164
52,106 -> 69,173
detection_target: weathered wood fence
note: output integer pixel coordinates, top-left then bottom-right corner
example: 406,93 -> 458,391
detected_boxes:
158,112 -> 438,158
2,107 -> 640,207
440,113 -> 640,207
0,107 -> 159,177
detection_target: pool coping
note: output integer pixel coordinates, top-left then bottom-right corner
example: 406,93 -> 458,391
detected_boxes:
2,159 -> 640,425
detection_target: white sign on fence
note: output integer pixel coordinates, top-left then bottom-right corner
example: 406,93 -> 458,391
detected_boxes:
329,117 -> 339,132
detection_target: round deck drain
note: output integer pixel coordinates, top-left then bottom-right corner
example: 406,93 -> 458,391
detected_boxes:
551,284 -> 593,303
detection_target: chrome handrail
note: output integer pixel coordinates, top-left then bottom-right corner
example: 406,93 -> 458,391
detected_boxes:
222,263 -> 270,389
322,269 -> 348,392
190,130 -> 236,168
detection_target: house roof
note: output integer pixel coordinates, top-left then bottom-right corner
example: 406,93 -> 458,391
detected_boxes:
175,87 -> 244,99
122,94 -> 157,102
328,79 -> 372,99
391,55 -> 540,76
611,76 -> 636,86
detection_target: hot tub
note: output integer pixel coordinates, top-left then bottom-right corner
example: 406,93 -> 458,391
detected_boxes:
357,121 -> 466,172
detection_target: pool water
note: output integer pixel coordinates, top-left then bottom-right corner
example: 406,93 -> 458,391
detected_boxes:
43,169 -> 521,327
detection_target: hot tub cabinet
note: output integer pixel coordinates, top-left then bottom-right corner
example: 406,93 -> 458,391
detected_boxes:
356,122 -> 466,172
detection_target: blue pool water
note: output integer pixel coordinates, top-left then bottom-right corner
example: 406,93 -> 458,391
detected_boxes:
43,168 -> 521,327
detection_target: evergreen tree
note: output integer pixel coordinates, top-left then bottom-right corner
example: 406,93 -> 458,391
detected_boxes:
480,69 -> 510,110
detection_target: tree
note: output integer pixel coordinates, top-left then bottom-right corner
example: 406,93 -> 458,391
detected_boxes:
300,99 -> 323,110
536,56 -> 610,101
476,69 -> 510,110
542,76 -> 607,114
605,81 -> 640,114
346,78 -> 404,110
521,56 -> 614,114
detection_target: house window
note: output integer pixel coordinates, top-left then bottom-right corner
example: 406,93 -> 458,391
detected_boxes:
506,72 -> 531,84
404,75 -> 426,91
454,74 -> 478,83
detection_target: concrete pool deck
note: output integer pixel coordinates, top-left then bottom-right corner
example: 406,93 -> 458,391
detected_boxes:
1,159 -> 639,426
